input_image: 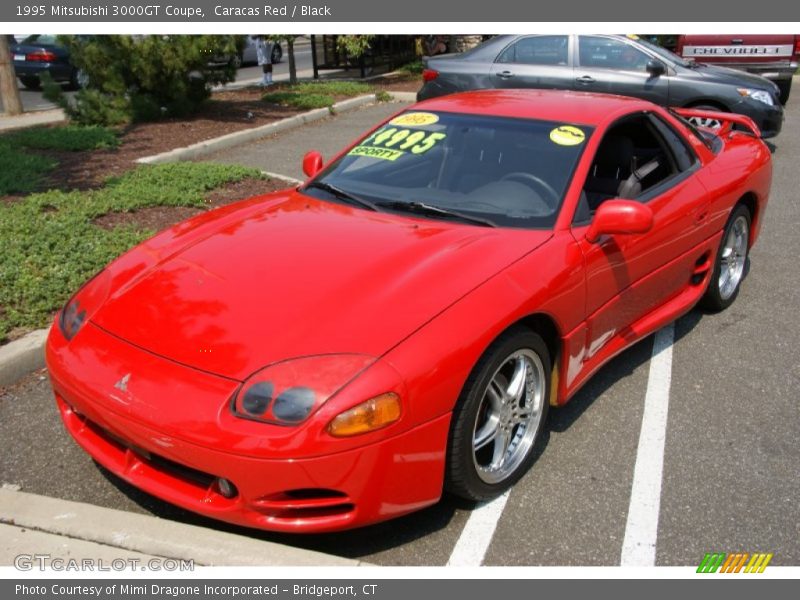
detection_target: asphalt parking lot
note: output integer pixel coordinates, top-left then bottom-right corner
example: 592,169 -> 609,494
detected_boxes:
1,97 -> 798,567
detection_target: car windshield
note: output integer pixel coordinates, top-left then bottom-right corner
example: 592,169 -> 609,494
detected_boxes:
303,110 -> 592,228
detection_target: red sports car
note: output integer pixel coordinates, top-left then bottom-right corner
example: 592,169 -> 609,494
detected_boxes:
46,90 -> 771,533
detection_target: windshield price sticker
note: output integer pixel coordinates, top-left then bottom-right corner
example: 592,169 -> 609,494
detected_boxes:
549,125 -> 586,146
390,112 -> 440,126
350,127 -> 447,160
348,146 -> 406,161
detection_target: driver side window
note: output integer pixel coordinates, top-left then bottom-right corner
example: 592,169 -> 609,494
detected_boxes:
576,114 -> 680,221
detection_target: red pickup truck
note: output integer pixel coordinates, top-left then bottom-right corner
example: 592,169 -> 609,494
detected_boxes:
676,35 -> 799,104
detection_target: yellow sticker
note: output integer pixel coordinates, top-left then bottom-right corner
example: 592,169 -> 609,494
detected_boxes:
626,33 -> 640,40
549,125 -> 586,146
348,146 -> 405,161
390,112 -> 439,127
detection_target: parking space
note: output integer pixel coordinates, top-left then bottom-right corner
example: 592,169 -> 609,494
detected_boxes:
1,95 -> 798,566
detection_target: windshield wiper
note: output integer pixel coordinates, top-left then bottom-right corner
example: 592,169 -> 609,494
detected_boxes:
377,200 -> 497,228
304,181 -> 379,212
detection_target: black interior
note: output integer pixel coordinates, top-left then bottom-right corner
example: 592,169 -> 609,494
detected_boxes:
581,116 -> 677,214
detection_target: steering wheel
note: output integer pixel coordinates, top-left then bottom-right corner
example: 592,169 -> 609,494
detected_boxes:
500,172 -> 559,208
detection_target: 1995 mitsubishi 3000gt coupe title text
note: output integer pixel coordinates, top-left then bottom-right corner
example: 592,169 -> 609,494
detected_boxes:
47,90 -> 771,532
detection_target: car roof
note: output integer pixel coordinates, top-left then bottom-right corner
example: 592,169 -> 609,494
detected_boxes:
414,89 -> 656,127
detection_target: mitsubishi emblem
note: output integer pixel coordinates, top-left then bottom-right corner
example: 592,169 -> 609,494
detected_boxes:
114,373 -> 131,392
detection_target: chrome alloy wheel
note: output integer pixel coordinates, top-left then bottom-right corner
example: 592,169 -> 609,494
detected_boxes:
472,349 -> 546,485
718,214 -> 748,300
688,115 -> 722,130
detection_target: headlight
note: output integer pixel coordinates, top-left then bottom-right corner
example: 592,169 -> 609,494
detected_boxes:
58,269 -> 110,341
737,88 -> 775,106
232,354 -> 376,426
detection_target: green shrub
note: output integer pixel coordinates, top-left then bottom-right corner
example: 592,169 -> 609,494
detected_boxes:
4,125 -> 119,152
44,35 -> 241,126
262,91 -> 335,109
0,141 -> 58,195
0,162 -> 264,342
0,125 -> 120,195
399,60 -> 425,75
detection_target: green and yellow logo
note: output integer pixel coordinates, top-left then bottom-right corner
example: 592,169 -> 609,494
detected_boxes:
697,552 -> 773,573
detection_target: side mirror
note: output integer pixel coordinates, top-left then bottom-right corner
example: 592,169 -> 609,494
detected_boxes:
586,200 -> 653,243
302,150 -> 324,178
646,59 -> 666,77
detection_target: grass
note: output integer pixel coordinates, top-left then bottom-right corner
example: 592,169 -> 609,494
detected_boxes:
262,80 -> 375,110
0,162 -> 263,342
0,125 -> 119,195
398,60 -> 425,75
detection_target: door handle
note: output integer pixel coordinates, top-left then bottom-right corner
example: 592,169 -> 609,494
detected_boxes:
575,75 -> 595,84
496,70 -> 514,79
695,207 -> 710,224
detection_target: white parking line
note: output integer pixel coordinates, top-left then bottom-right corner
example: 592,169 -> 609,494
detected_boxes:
447,491 -> 510,566
620,323 -> 675,566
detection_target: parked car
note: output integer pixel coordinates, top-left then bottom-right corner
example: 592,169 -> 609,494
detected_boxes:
418,34 -> 784,138
213,36 -> 282,68
675,34 -> 799,105
47,89 -> 771,532
10,34 -> 84,90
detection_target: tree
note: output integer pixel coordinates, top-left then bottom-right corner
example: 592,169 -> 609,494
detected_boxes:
269,35 -> 299,84
44,35 -> 239,126
0,35 -> 23,116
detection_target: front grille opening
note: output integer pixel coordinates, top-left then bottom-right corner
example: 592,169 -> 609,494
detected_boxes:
284,488 -> 348,500
254,488 -> 354,520
85,417 -> 223,492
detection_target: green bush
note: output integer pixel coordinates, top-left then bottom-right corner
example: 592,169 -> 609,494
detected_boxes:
0,162 -> 264,341
292,81 -> 372,96
0,142 -> 58,195
262,91 -> 335,109
399,60 -> 425,75
3,125 -> 119,152
44,35 -> 241,126
0,125 -> 120,195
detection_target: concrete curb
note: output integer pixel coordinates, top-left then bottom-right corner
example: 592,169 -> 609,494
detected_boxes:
386,91 -> 418,102
0,488 -> 364,566
136,94 -> 380,165
0,329 -> 48,388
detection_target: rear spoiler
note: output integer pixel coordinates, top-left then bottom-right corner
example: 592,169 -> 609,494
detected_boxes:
673,107 -> 762,138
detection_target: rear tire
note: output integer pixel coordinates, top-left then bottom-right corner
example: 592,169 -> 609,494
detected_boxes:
701,204 -> 751,312
20,76 -> 41,90
446,327 -> 551,501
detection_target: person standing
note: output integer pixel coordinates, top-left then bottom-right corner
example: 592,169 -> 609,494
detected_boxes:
256,36 -> 275,86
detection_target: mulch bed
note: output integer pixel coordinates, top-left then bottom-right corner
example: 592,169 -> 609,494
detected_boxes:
34,89 -> 301,193
373,75 -> 423,94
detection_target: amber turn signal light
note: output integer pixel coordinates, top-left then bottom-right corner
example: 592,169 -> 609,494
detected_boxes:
327,393 -> 401,437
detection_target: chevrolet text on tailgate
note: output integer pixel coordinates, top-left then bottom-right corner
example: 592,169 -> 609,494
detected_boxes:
677,34 -> 799,105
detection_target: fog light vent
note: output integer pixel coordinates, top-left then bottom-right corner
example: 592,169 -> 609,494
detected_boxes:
216,478 -> 238,499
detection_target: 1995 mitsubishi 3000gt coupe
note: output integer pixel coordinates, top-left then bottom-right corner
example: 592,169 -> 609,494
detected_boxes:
47,90 -> 772,532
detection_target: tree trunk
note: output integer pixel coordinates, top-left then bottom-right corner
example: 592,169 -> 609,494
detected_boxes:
0,36 -> 24,116
287,37 -> 297,85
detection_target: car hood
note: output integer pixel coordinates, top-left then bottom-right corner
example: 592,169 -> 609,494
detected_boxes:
92,190 -> 551,380
691,63 -> 778,92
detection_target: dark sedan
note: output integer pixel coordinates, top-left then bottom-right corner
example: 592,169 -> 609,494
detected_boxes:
10,34 -> 83,90
418,34 -> 784,138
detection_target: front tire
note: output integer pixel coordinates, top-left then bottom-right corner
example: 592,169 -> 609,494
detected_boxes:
687,103 -> 726,130
446,327 -> 551,501
701,204 -> 751,312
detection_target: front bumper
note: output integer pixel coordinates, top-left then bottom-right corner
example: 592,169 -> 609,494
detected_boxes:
46,322 -> 449,533
733,98 -> 785,138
